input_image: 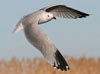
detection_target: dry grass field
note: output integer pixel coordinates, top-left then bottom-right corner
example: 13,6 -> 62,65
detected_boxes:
0,56 -> 100,74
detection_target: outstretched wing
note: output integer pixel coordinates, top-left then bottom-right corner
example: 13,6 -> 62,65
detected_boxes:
24,21 -> 70,71
42,4 -> 89,19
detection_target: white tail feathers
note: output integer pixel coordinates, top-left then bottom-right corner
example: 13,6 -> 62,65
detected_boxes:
12,23 -> 23,34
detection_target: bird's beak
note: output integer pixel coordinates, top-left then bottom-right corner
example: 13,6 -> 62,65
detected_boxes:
52,16 -> 56,20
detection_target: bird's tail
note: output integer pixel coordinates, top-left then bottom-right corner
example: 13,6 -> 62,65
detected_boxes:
53,50 -> 70,71
12,21 -> 23,34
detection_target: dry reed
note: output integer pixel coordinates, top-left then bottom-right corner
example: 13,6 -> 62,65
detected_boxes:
0,56 -> 100,74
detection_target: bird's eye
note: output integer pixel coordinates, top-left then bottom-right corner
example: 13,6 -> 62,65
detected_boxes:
48,15 -> 50,17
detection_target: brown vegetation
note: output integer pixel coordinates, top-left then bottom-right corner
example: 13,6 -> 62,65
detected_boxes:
0,56 -> 100,74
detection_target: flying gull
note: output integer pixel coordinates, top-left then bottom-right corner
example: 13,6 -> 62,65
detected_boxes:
13,4 -> 89,71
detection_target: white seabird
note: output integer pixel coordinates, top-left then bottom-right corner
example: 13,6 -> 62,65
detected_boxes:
13,4 -> 89,71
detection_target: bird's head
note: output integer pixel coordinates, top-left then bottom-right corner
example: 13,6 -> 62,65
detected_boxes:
46,13 -> 56,20
38,12 -> 56,24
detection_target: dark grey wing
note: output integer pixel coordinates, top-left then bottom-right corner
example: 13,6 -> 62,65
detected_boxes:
42,5 -> 89,19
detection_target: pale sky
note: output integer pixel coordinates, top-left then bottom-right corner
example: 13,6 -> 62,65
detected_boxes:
0,0 -> 100,60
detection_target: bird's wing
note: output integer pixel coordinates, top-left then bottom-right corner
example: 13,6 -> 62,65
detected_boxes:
24,21 -> 70,71
42,4 -> 89,19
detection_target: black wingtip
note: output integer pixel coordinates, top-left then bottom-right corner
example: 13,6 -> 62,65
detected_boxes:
79,13 -> 90,18
75,10 -> 90,18
53,50 -> 70,71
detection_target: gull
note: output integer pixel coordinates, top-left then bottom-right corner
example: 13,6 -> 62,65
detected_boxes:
13,4 -> 89,71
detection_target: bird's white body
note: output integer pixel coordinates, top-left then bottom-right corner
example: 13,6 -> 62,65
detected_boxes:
13,4 -> 89,71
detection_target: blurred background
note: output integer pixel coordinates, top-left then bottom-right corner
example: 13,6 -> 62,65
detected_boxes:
0,0 -> 100,60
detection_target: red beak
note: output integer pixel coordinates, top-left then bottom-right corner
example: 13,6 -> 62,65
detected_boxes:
52,16 -> 56,20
